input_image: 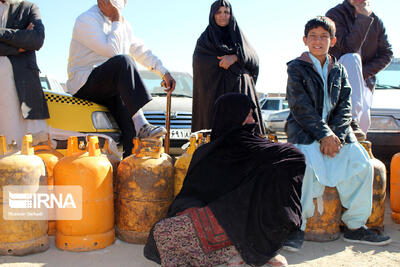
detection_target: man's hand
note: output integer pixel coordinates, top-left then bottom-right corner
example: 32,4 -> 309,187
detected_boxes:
98,0 -> 121,22
320,134 -> 342,158
161,73 -> 176,92
217,55 -> 238,70
353,0 -> 372,17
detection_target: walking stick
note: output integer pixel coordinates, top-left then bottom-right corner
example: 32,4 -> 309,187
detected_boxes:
165,90 -> 172,154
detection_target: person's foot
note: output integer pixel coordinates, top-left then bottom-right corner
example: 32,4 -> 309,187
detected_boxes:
266,254 -> 288,267
137,124 -> 167,139
282,230 -> 304,252
350,120 -> 367,141
343,226 -> 392,246
226,254 -> 245,266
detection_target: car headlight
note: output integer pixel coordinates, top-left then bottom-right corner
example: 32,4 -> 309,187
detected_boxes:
269,111 -> 289,121
369,115 -> 400,132
92,112 -> 118,130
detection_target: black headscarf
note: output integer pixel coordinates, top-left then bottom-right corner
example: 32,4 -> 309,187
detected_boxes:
211,92 -> 255,140
144,93 -> 306,265
208,0 -> 238,53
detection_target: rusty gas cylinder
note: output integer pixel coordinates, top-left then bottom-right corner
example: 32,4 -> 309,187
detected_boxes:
34,135 -> 63,236
0,135 -> 49,256
116,137 -> 174,244
360,141 -> 387,231
55,136 -> 114,251
174,136 -> 197,197
304,187 -> 342,241
391,152 -> 400,224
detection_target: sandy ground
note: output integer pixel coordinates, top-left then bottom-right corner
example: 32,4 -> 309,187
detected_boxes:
1,199 -> 399,267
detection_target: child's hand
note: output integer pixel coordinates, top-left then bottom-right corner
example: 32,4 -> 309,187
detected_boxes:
320,135 -> 342,158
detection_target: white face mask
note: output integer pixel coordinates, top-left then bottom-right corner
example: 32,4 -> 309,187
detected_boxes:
110,0 -> 125,11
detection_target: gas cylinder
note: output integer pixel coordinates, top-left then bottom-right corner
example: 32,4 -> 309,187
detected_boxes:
55,136 -> 114,251
174,136 -> 197,197
34,135 -> 64,236
391,152 -> 400,224
116,137 -> 174,244
360,141 -> 387,231
101,139 -> 121,219
304,187 -> 342,241
0,135 -> 49,256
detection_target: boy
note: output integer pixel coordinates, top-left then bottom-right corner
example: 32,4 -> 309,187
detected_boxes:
283,16 -> 391,252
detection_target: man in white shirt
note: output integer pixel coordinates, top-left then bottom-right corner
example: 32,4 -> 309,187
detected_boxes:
67,0 -> 176,157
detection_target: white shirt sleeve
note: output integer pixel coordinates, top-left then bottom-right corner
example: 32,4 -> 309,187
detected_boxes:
127,24 -> 168,77
72,12 -> 125,58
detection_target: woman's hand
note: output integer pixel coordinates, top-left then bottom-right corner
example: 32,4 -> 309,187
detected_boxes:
320,134 -> 342,158
217,55 -> 238,70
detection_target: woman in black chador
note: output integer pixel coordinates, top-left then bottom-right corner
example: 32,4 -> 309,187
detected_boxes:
191,0 -> 265,135
144,93 -> 305,266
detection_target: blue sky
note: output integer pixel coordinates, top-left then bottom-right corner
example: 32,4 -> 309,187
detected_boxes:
34,0 -> 399,93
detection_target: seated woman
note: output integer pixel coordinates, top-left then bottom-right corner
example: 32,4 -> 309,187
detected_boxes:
144,93 -> 306,267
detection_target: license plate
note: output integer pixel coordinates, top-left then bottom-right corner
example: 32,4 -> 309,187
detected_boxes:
169,129 -> 191,140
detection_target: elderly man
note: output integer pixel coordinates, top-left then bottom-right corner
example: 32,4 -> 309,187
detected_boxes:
0,0 -> 48,146
67,0 -> 176,157
326,0 -> 393,139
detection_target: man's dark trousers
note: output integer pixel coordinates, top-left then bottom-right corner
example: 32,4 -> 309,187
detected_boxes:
75,55 -> 152,158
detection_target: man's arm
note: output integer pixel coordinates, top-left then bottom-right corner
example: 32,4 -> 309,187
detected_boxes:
0,3 -> 44,51
362,20 -> 393,79
0,42 -> 19,56
72,12 -> 124,58
128,28 -> 175,90
326,10 -> 373,54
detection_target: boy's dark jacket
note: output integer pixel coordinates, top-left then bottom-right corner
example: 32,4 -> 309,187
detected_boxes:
0,0 -> 49,119
326,0 -> 393,91
286,52 -> 357,145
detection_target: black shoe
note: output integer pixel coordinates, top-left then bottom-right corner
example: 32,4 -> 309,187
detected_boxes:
350,120 -> 366,141
343,226 -> 392,246
282,230 -> 304,252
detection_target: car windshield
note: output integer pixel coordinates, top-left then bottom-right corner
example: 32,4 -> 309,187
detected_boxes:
139,71 -> 193,98
376,60 -> 400,89
262,100 -> 280,110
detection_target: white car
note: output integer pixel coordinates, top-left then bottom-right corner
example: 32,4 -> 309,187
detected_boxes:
140,71 -> 193,155
259,97 -> 289,132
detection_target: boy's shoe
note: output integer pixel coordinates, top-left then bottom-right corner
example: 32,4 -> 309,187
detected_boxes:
282,230 -> 304,252
137,124 -> 167,139
350,120 -> 366,141
343,226 -> 392,246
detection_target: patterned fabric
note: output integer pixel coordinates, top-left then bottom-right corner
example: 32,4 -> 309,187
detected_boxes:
153,206 -> 238,266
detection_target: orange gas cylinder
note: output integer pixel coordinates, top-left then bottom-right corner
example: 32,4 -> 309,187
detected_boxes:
116,137 -> 174,244
54,136 -> 114,251
101,139 -> 121,218
360,141 -> 387,231
0,135 -> 49,256
391,152 -> 400,223
174,136 -> 197,197
304,187 -> 342,242
34,135 -> 64,236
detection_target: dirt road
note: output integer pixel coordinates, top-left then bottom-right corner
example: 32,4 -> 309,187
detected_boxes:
1,200 -> 399,267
